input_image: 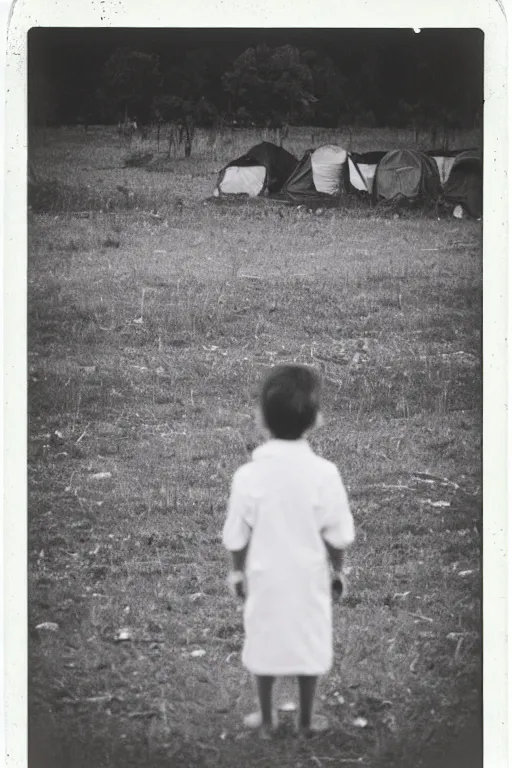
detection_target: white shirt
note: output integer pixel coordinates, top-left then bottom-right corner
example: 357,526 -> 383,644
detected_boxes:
222,438 -> 355,676
223,438 -> 355,558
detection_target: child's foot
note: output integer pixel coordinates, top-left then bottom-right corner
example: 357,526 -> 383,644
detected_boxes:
297,714 -> 330,738
243,711 -> 279,730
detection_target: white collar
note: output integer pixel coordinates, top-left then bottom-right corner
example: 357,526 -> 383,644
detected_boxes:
252,438 -> 312,461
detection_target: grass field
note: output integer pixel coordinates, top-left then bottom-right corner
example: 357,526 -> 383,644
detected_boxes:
28,126 -> 482,768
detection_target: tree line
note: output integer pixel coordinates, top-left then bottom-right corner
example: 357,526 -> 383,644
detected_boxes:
28,40 -> 483,138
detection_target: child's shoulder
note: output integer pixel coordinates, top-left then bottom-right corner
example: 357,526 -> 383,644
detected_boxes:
231,460 -> 255,483
310,452 -> 341,477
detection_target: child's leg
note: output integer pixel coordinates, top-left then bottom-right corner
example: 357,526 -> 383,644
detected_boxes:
244,676 -> 279,729
255,675 -> 275,727
297,676 -> 329,735
297,675 -> 317,729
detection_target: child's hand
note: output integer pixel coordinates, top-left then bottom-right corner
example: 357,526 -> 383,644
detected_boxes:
227,570 -> 246,600
331,572 -> 347,601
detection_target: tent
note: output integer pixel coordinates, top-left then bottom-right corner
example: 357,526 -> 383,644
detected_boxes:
372,149 -> 442,204
343,151 -> 389,194
426,148 -> 465,185
278,145 -> 347,202
426,148 -> 479,186
442,149 -> 482,218
213,142 -> 297,198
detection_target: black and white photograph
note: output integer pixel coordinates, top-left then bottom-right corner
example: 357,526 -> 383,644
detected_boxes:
2,1 -> 509,767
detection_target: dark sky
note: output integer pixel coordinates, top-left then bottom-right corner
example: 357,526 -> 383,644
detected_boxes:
29,27 -> 483,71
27,28 -> 484,124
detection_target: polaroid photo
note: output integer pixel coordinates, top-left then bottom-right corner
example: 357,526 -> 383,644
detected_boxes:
3,0 -> 508,766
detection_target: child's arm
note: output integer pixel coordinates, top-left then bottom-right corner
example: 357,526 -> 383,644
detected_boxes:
231,543 -> 249,572
318,466 -> 355,600
324,540 -> 347,598
227,543 -> 250,598
222,468 -> 254,600
324,539 -> 345,573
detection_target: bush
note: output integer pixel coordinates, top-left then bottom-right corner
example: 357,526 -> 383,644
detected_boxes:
123,151 -> 154,168
27,177 -> 139,213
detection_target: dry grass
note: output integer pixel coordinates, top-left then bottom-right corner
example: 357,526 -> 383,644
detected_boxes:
28,128 -> 482,768
28,124 -> 481,213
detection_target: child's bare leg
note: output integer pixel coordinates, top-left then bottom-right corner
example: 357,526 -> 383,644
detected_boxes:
256,675 -> 275,730
298,675 -> 317,729
297,676 -> 329,735
244,676 -> 279,731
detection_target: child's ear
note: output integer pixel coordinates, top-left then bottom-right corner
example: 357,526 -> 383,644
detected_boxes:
314,412 -> 324,429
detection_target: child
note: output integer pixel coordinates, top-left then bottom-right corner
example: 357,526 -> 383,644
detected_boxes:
222,364 -> 355,738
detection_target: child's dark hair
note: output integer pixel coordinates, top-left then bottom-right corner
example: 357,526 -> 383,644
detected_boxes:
260,365 -> 320,440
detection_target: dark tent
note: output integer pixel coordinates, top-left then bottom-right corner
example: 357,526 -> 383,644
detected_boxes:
343,151 -> 389,194
442,149 -> 482,218
426,148 -> 479,185
214,142 -> 298,198
372,149 -> 442,204
278,145 -> 347,202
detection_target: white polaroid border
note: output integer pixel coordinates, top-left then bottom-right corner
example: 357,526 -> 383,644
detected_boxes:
3,1 -> 508,766
1,2 -> 9,762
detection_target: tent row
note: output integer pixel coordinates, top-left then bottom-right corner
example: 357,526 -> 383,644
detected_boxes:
213,142 -> 482,217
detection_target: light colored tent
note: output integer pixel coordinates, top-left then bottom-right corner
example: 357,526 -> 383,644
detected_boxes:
344,151 -> 389,194
217,166 -> 266,196
431,155 -> 457,185
278,145 -> 347,202
214,142 -> 297,198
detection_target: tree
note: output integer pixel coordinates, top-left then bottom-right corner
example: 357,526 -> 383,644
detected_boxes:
154,50 -> 222,157
302,50 -> 350,127
160,50 -> 222,125
74,88 -> 96,131
153,95 -> 200,157
98,47 -> 162,124
222,44 -> 316,126
28,68 -> 58,128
